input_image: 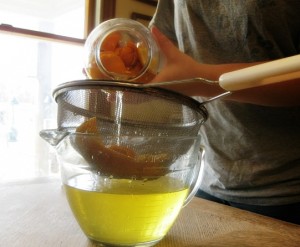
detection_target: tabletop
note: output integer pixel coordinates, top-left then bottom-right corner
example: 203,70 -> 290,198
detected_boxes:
0,177 -> 299,247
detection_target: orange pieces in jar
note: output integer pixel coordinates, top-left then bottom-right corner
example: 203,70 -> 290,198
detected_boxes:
86,31 -> 156,82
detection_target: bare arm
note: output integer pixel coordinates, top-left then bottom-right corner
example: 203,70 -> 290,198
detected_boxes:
150,26 -> 300,107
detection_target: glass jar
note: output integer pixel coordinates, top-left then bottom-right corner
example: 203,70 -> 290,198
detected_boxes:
84,18 -> 161,83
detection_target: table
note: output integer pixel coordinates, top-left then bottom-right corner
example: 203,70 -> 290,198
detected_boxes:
0,177 -> 299,247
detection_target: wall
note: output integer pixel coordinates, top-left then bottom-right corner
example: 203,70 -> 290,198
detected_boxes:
115,0 -> 157,26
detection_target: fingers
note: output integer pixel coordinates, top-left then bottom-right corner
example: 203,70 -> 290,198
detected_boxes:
151,26 -> 177,61
150,26 -> 201,84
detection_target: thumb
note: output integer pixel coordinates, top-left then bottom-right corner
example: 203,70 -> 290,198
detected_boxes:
151,26 -> 178,61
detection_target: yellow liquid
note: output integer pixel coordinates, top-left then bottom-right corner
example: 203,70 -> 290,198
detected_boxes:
64,176 -> 188,245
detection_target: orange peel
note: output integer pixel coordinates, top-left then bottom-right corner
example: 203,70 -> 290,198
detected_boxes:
100,32 -> 122,52
118,41 -> 138,68
100,51 -> 127,74
73,117 -> 170,178
86,31 -> 156,81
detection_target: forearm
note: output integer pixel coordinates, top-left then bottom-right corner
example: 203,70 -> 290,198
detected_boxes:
162,62 -> 300,106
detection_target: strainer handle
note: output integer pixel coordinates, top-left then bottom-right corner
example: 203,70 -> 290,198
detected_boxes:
183,146 -> 205,207
219,54 -> 300,91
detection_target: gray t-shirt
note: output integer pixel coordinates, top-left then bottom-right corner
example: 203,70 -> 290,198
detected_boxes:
151,0 -> 300,205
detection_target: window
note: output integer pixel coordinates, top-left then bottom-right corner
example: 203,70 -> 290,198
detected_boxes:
0,0 -> 104,181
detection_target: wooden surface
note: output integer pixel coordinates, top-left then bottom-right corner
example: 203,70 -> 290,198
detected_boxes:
0,178 -> 299,247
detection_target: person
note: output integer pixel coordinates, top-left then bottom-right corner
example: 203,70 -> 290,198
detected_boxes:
149,0 -> 300,224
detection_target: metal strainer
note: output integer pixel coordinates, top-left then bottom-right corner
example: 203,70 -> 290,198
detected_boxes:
45,80 -> 207,141
41,54 -> 300,144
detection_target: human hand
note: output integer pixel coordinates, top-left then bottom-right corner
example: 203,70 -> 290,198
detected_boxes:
149,26 -> 226,97
150,26 -> 205,83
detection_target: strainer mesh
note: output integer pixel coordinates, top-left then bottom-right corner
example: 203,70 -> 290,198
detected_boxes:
54,81 -> 207,138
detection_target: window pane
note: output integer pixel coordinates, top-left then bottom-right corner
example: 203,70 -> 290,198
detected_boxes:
0,33 -> 85,181
0,0 -> 85,39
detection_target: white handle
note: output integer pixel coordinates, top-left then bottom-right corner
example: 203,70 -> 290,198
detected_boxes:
219,54 -> 300,91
